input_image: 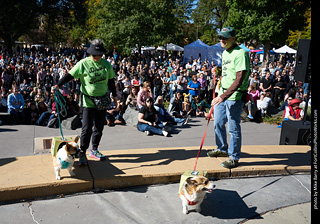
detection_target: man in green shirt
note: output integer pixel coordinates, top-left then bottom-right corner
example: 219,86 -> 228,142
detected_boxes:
208,27 -> 250,169
56,39 -> 117,166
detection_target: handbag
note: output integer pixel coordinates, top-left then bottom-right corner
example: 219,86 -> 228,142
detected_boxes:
83,92 -> 111,110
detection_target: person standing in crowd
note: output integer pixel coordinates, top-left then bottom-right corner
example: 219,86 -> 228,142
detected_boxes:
55,39 -> 117,166
208,27 -> 250,169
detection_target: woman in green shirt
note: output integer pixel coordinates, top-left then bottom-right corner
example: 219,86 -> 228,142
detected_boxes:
56,39 -> 117,166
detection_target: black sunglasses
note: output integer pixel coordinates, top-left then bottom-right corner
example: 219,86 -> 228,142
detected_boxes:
218,36 -> 229,41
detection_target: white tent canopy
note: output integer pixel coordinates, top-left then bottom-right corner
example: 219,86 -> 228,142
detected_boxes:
166,43 -> 184,51
207,42 -> 225,67
141,46 -> 155,51
274,45 -> 297,54
183,39 -> 210,64
156,46 -> 165,51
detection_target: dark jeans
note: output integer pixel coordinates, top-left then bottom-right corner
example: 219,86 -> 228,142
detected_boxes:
8,108 -> 25,124
80,107 -> 106,153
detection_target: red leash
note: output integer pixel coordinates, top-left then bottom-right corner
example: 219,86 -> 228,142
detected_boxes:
192,73 -> 215,173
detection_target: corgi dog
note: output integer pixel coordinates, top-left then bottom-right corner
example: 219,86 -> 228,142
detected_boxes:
179,176 -> 215,214
53,136 -> 80,180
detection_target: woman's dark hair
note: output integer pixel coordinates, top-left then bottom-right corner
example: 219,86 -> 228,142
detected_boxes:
145,97 -> 153,104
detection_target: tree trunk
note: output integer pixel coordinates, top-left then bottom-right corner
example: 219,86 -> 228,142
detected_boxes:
263,42 -> 271,63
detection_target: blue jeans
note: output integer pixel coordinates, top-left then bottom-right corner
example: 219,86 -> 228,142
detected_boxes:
137,123 -> 163,135
214,100 -> 243,161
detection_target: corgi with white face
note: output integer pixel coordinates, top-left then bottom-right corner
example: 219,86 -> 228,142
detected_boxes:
179,176 -> 215,214
53,136 -> 80,180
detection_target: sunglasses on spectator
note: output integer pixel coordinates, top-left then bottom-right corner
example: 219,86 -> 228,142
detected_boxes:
218,36 -> 229,41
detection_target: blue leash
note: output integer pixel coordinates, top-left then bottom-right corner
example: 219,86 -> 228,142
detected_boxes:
53,88 -> 67,140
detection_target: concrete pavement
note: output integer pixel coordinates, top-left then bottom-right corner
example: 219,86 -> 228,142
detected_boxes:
0,118 -> 311,202
0,118 -> 282,158
0,144 -> 311,202
0,117 -> 312,223
0,174 -> 311,224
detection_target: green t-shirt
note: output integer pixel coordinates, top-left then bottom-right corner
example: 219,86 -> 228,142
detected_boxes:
69,57 -> 116,108
219,46 -> 250,101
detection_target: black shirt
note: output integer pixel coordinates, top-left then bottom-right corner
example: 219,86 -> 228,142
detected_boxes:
261,77 -> 273,92
138,106 -> 157,125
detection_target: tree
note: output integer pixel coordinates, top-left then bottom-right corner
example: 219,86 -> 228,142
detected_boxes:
191,0 -> 228,31
287,8 -> 311,48
189,0 -> 228,45
0,0 -> 41,52
226,0 -> 311,62
95,0 -> 177,54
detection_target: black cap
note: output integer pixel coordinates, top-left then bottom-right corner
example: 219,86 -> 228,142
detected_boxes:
87,39 -> 107,55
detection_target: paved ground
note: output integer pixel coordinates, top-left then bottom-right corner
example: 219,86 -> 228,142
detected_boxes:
0,118 -> 312,223
0,174 -> 311,224
0,118 -> 282,158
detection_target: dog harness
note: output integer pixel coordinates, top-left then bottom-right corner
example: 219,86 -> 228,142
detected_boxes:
183,194 -> 198,206
58,157 -> 70,169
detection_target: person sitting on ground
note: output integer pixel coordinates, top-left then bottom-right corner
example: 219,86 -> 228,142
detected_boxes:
284,98 -> 304,121
126,86 -> 138,110
66,94 -> 80,117
0,94 -> 7,112
154,96 -> 188,126
137,81 -> 153,109
182,93 -> 192,117
7,86 -> 25,124
131,73 -> 141,93
191,96 -> 211,117
187,74 -> 201,101
26,102 -> 40,125
247,83 -> 260,119
167,92 -> 183,118
106,99 -> 124,126
257,92 -> 272,117
137,97 -> 168,137
36,100 -> 51,126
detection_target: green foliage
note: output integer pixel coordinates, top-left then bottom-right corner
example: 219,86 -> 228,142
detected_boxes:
0,0 -> 41,50
225,0 -> 310,61
287,8 -> 311,48
0,0 -> 312,53
94,0 -> 176,54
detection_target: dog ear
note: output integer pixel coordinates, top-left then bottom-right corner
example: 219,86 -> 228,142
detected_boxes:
186,177 -> 197,186
73,136 -> 79,143
65,142 -> 71,152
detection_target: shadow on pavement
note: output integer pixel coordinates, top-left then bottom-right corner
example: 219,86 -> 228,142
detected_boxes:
108,149 -> 205,170
0,128 -> 18,132
0,157 -> 17,167
240,150 -> 311,167
201,189 -> 261,220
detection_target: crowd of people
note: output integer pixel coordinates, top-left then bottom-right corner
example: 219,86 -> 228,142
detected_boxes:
0,45 -> 310,130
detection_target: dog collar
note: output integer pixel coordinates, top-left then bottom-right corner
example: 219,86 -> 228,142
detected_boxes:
183,194 -> 198,206
58,157 -> 70,169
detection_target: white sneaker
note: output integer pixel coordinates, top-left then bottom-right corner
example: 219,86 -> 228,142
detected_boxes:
182,115 -> 190,126
145,131 -> 151,136
162,130 -> 169,137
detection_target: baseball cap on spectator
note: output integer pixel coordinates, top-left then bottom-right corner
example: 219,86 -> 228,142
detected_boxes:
217,27 -> 236,38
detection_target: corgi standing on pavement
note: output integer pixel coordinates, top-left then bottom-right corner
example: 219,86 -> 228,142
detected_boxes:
179,176 -> 215,214
53,136 -> 80,180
